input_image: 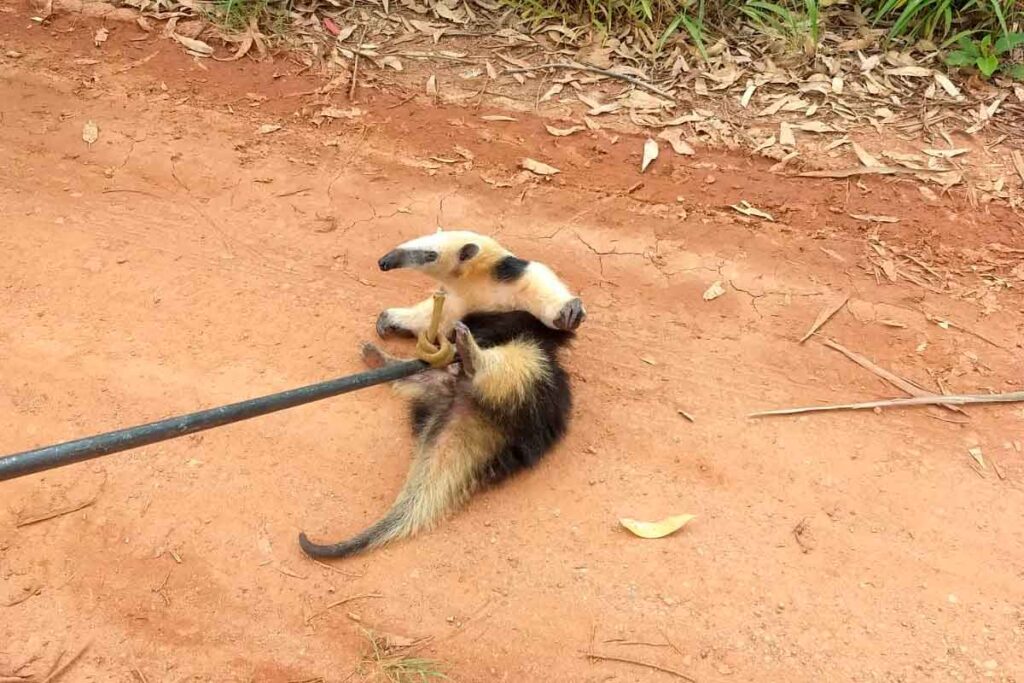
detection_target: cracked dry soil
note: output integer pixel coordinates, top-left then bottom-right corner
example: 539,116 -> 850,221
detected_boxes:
2,6 -> 1024,683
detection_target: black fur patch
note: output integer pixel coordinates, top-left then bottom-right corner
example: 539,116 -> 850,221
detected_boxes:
459,311 -> 573,484
492,255 -> 530,282
459,243 -> 480,262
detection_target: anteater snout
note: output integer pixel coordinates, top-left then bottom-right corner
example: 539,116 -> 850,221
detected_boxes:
378,250 -> 402,271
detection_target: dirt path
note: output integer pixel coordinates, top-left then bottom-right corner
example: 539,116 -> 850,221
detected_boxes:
2,7 -> 1024,682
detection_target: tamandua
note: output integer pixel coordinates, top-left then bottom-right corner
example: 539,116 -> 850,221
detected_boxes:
298,311 -> 573,558
374,230 -> 586,340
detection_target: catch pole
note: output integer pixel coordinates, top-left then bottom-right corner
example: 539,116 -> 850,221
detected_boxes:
0,291 -> 457,483
0,360 -> 429,482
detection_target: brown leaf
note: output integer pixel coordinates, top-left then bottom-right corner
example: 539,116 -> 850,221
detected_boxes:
730,201 -> 773,221
620,514 -> 697,539
172,33 -> 214,56
545,124 -> 583,137
798,167 -> 902,179
703,281 -> 726,301
851,142 -> 880,167
799,293 -> 849,343
521,158 -> 560,176
779,122 -> 796,147
82,120 -> 99,145
657,129 -> 694,156
641,138 -> 659,173
850,213 -> 899,223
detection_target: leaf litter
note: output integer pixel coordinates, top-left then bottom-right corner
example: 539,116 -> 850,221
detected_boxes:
135,0 -> 1023,206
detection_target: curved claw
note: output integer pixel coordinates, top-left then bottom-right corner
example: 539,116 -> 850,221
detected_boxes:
360,342 -> 387,369
453,322 -> 476,377
553,297 -> 587,331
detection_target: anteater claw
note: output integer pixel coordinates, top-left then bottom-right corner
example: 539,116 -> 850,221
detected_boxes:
553,297 -> 586,331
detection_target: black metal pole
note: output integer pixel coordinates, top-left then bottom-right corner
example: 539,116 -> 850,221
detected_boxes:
0,359 -> 431,482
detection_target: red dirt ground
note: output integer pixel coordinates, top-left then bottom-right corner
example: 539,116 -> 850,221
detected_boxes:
2,6 -> 1023,682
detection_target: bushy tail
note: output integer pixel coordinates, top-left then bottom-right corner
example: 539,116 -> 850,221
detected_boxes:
298,451 -> 477,559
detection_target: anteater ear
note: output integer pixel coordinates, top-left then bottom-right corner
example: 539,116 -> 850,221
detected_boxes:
458,243 -> 480,262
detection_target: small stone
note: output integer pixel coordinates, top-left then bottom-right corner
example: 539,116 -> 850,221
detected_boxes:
704,174 -> 717,185
717,664 -> 733,675
983,660 -> 997,670
948,594 -> 959,604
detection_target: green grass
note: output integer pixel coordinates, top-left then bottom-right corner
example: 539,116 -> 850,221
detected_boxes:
203,0 -> 285,34
500,0 -> 1023,71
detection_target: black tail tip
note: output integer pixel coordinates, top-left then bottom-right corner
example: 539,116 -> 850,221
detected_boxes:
298,531 -> 325,558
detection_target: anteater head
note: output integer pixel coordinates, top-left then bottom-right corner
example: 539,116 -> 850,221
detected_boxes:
378,229 -> 507,279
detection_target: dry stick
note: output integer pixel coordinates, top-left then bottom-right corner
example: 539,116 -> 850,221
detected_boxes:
749,390 -> 1024,418
3,586 -> 41,607
581,651 -> 696,682
16,496 -> 99,528
41,642 -> 90,683
348,26 -> 369,101
925,315 -> 1006,350
502,63 -> 673,98
799,293 -> 849,343
305,592 -> 382,624
821,339 -> 964,414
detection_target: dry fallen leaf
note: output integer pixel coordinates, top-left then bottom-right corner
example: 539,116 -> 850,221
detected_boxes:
82,120 -> 99,144
851,142 -> 880,167
480,115 -> 516,122
172,33 -> 214,57
968,446 -> 986,469
317,107 -> 363,119
640,138 -> 658,173
93,27 -> 108,47
703,281 -> 726,301
257,123 -> 282,135
779,122 -> 796,147
620,514 -> 697,539
923,148 -> 968,159
426,74 -> 438,99
657,129 -> 694,156
521,158 -> 560,176
799,292 -> 849,343
539,83 -> 563,103
545,124 -> 583,137
850,213 -> 898,223
730,200 -> 774,221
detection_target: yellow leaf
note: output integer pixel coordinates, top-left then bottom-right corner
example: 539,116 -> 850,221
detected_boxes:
620,514 -> 697,539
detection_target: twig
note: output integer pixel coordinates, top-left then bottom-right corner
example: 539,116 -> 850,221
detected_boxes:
799,293 -> 848,343
581,651 -> 696,682
305,592 -> 382,624
821,339 -> 964,414
311,558 -> 363,578
16,496 -> 99,528
792,517 -> 812,553
926,315 -> 1006,350
749,390 -> 1024,418
349,26 -> 369,101
503,62 -> 673,98
658,629 -> 685,659
42,642 -> 90,683
3,586 -> 41,607
385,94 -> 417,109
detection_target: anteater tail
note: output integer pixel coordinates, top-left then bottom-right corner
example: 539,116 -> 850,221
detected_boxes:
298,445 -> 479,559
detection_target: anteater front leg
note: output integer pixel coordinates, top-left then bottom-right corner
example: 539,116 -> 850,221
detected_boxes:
377,295 -> 466,340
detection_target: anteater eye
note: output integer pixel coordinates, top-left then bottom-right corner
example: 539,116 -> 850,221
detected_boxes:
458,243 -> 480,261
